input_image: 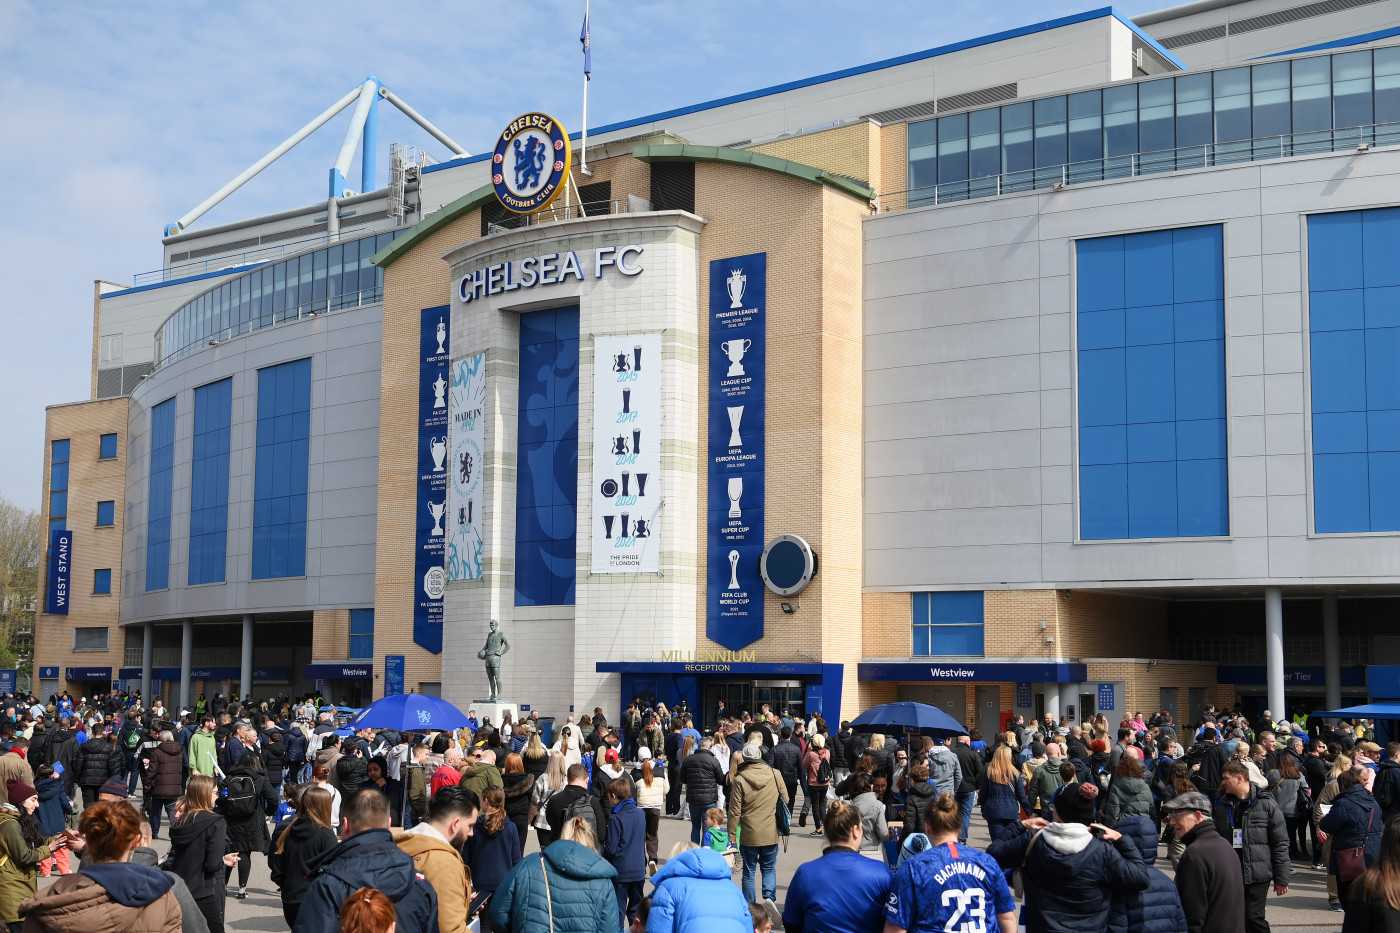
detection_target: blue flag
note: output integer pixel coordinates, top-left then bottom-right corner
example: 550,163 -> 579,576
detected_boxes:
581,8 -> 591,78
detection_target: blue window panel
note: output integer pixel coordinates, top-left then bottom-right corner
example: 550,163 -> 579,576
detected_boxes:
1128,422 -> 1176,462
1370,452 -> 1400,531
1312,290 -> 1366,332
1080,425 -> 1127,465
1363,208 -> 1400,288
52,439 -> 69,465
99,434 -> 117,459
1177,418 -> 1227,460
1174,300 -> 1226,342
912,626 -> 932,657
190,378 -> 232,586
1077,309 -> 1125,351
1313,412 -> 1369,453
1078,349 -> 1126,426
1177,458 -> 1229,535
1174,340 -> 1226,421
1367,327 -> 1400,411
1309,212 -> 1364,293
1126,344 -> 1176,424
146,397 -> 176,592
349,608 -> 374,658
1081,464 -> 1129,539
1314,453 -> 1371,532
49,519 -> 64,536
49,491 -> 67,519
1366,286 -> 1400,330
50,462 -> 68,495
911,592 -> 930,624
96,501 -> 114,526
930,624 -> 985,656
1173,227 -> 1224,303
1126,305 -> 1174,347
1310,330 -> 1366,412
1076,237 -> 1125,313
1123,231 -> 1174,307
1128,461 -> 1178,537
93,569 -> 111,594
928,591 -> 984,624
1369,410 -> 1400,451
252,360 -> 310,579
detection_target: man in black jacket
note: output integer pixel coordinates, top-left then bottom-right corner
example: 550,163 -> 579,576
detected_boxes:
1191,727 -> 1230,801
74,727 -> 125,807
293,789 -> 438,933
679,738 -> 724,846
952,735 -> 984,845
1166,790 -> 1245,933
771,727 -> 803,815
1212,762 -> 1290,933
663,720 -> 685,816
544,763 -> 608,847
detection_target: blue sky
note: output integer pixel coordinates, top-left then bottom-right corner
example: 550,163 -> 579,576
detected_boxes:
0,0 -> 1159,510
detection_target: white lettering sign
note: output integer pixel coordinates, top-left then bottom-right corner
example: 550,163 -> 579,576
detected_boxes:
458,245 -> 643,304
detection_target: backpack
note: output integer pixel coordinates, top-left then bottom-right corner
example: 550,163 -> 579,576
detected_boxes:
223,774 -> 258,818
124,727 -> 142,751
1377,769 -> 1399,816
1096,765 -> 1112,791
560,792 -> 598,834
816,756 -> 833,785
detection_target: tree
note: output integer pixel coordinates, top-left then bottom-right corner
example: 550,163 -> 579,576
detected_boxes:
0,494 -> 41,683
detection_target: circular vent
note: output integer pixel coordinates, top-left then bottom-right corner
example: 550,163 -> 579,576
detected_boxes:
760,534 -> 817,596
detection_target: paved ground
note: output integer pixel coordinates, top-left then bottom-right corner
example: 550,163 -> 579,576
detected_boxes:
47,795 -> 1349,932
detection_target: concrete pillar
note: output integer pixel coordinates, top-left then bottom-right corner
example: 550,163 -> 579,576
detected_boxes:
240,615 -> 254,704
179,620 -> 193,711
1044,683 -> 1061,723
1265,587 -> 1286,722
140,624 -> 154,709
1323,594 -> 1342,714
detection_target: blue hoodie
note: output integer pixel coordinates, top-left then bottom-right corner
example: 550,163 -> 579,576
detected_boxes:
1107,815 -> 1188,933
79,863 -> 174,905
647,848 -> 750,933
35,776 -> 73,837
603,798 -> 647,882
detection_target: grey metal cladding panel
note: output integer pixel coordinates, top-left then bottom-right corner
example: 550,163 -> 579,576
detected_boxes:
865,466 -> 1041,513
317,515 -> 378,550
865,239 -> 1040,301
315,543 -> 377,578
322,341 -> 383,378
320,371 -> 380,407
873,504 -> 1043,548
866,195 -> 1039,243
864,544 -> 1044,589
865,430 -> 1042,477
319,457 -> 379,491
866,391 -> 1041,443
321,422 -> 379,461
1268,535 -> 1400,579
1040,537 -> 1272,583
322,396 -> 381,434
867,316 -> 1041,371
866,213 -> 1052,265
313,487 -> 378,520
865,353 -> 1040,406
865,279 -> 1041,336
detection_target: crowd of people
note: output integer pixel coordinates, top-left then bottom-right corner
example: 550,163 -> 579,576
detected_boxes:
2,691 -> 1400,932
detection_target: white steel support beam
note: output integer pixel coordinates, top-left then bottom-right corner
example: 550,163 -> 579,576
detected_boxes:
381,88 -> 469,157
331,79 -> 379,197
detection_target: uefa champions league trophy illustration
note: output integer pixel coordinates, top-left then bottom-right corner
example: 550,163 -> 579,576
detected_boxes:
727,406 -> 744,448
427,500 -> 446,536
430,437 -> 447,472
720,338 -> 752,377
726,268 -> 747,309
435,319 -> 447,355
727,550 -> 741,589
727,477 -> 743,519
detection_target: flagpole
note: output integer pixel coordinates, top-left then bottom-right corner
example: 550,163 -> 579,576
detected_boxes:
580,0 -> 593,176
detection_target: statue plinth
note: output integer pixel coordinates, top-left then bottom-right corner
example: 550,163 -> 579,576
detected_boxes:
473,701 -> 519,732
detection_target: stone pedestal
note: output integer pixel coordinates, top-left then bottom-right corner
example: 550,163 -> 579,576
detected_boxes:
473,701 -> 519,731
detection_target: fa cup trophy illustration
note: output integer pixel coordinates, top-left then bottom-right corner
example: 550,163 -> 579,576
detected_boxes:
432,372 -> 447,409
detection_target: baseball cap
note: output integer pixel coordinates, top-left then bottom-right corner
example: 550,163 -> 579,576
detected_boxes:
1161,790 -> 1213,814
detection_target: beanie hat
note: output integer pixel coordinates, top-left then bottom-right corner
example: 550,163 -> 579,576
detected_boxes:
100,778 -> 129,798
742,744 -> 762,761
1053,781 -> 1097,825
6,779 -> 36,809
811,734 -> 825,748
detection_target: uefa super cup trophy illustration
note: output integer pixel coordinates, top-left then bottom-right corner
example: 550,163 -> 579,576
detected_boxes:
429,437 -> 447,472
727,477 -> 743,519
720,338 -> 752,377
727,549 -> 741,589
427,500 -> 446,536
727,406 -> 744,448
435,319 -> 447,355
726,268 -> 747,309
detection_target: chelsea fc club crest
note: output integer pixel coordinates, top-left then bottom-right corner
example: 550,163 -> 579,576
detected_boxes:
491,112 -> 572,214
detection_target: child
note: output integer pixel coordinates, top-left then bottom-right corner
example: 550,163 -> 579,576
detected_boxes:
749,902 -> 773,933
628,896 -> 650,933
704,807 -> 729,852
276,781 -> 304,825
35,765 -> 73,876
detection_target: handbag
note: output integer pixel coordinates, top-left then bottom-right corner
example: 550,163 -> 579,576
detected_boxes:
772,770 -> 792,839
1337,806 -> 1375,883
539,855 -> 555,932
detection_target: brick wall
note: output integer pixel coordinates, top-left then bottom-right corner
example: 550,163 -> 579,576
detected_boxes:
1085,660 -> 1234,718
750,121 -> 881,189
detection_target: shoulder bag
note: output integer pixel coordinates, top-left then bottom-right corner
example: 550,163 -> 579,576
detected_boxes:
539,855 -> 554,933
1337,806 -> 1375,883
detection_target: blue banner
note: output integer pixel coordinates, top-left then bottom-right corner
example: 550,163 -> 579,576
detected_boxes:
1016,682 -> 1032,708
385,656 -> 405,697
0,671 -> 15,694
38,667 -> 58,680
47,530 -> 72,615
707,254 -> 766,651
415,306 -> 451,654
65,667 -> 112,682
1098,683 -> 1116,711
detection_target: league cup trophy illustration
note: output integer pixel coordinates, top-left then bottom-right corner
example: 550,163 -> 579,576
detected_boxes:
727,549 -> 741,589
727,477 -> 743,519
726,268 -> 747,309
727,406 -> 744,448
435,319 -> 447,355
621,471 -> 631,496
427,500 -> 446,536
633,429 -> 642,455
432,372 -> 447,409
720,338 -> 752,377
430,437 -> 447,472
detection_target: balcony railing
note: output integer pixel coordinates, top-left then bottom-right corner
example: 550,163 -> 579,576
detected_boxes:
876,122 -> 1400,214
133,228 -> 397,287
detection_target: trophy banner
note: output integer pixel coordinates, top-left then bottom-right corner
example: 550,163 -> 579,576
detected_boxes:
707,253 -> 766,651
591,334 -> 662,573
414,306 -> 452,654
448,351 -> 487,581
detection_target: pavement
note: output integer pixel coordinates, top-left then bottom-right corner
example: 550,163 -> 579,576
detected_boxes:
45,795 -> 1349,932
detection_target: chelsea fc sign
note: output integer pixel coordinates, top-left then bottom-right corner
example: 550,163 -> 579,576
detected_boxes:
492,112 -> 572,214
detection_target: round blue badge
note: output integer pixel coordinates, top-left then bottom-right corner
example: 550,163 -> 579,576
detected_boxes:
491,112 -> 572,215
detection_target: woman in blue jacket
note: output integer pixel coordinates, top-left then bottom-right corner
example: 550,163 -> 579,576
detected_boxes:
465,786 -> 521,907
602,777 -> 647,930
979,746 -> 1032,844
647,846 -> 751,933
1320,767 -> 1384,907
1107,814 -> 1188,933
489,818 -> 618,933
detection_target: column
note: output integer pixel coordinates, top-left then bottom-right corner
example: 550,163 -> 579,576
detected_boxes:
1044,683 -> 1061,723
1265,587 -> 1285,722
178,619 -> 193,711
240,615 -> 254,704
1323,594 -> 1342,714
140,624 -> 154,709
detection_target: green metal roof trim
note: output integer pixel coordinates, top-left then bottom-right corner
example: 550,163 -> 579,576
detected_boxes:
372,182 -> 497,269
632,144 -> 874,201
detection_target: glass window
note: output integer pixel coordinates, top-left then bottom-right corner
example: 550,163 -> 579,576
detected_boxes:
911,592 -> 985,657
1377,47 -> 1400,133
298,252 -> 314,306
1214,67 -> 1252,163
1104,84 -> 1138,177
1176,73 -> 1214,148
49,491 -> 67,520
1034,96 -> 1068,173
1068,90 -> 1103,170
273,262 -> 287,314
938,113 -> 969,189
1001,102 -> 1034,188
969,108 -> 1001,179
1253,62 -> 1292,142
1139,79 -> 1176,173
96,500 -> 114,526
312,249 -> 328,304
1293,56 -> 1333,131
327,244 -> 343,302
93,569 -> 111,594
908,118 -> 938,192
349,609 -> 374,659
1334,50 -> 1374,144
99,433 -> 117,459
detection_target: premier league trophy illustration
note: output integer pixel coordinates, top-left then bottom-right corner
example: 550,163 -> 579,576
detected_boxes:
727,549 -> 741,589
427,500 -> 446,536
435,318 -> 447,355
728,406 -> 744,448
720,338 -> 752,377
727,477 -> 743,519
726,268 -> 747,309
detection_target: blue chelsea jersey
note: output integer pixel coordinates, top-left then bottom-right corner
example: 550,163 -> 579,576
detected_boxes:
884,841 -> 1014,933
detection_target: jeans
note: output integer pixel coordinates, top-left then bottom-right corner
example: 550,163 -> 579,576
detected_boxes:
956,791 -> 975,844
741,843 -> 779,902
145,797 -> 177,837
688,804 -> 709,845
809,786 -> 829,830
126,756 -> 140,794
614,880 -> 644,929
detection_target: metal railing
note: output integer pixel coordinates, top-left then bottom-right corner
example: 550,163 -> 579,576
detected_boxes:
876,122 -> 1400,213
134,228 -> 396,287
157,284 -> 384,368
483,196 -> 642,235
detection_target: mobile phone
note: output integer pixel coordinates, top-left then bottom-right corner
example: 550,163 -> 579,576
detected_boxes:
1089,825 -> 1107,838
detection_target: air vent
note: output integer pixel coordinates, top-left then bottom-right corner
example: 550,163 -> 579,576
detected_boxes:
169,251 -> 191,262
188,236 -> 259,260
121,363 -> 154,395
259,222 -> 327,245
865,82 -> 1018,124
96,368 -> 123,399
1156,0 -> 1382,48
341,209 -> 389,228
481,201 -> 530,237
1159,24 -> 1227,49
650,161 -> 695,214
577,181 -> 612,216
865,100 -> 942,124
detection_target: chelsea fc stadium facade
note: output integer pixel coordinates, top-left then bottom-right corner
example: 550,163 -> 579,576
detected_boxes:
35,0 -> 1400,730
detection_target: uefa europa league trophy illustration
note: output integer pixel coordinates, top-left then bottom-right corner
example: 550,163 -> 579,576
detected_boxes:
727,406 -> 744,448
427,500 -> 446,536
435,319 -> 447,355
432,372 -> 447,409
430,437 -> 447,472
727,477 -> 743,519
726,268 -> 747,309
727,549 -> 741,589
720,338 -> 752,377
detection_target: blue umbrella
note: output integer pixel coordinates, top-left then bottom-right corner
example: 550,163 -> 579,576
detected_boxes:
849,701 -> 968,739
346,694 -> 470,733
